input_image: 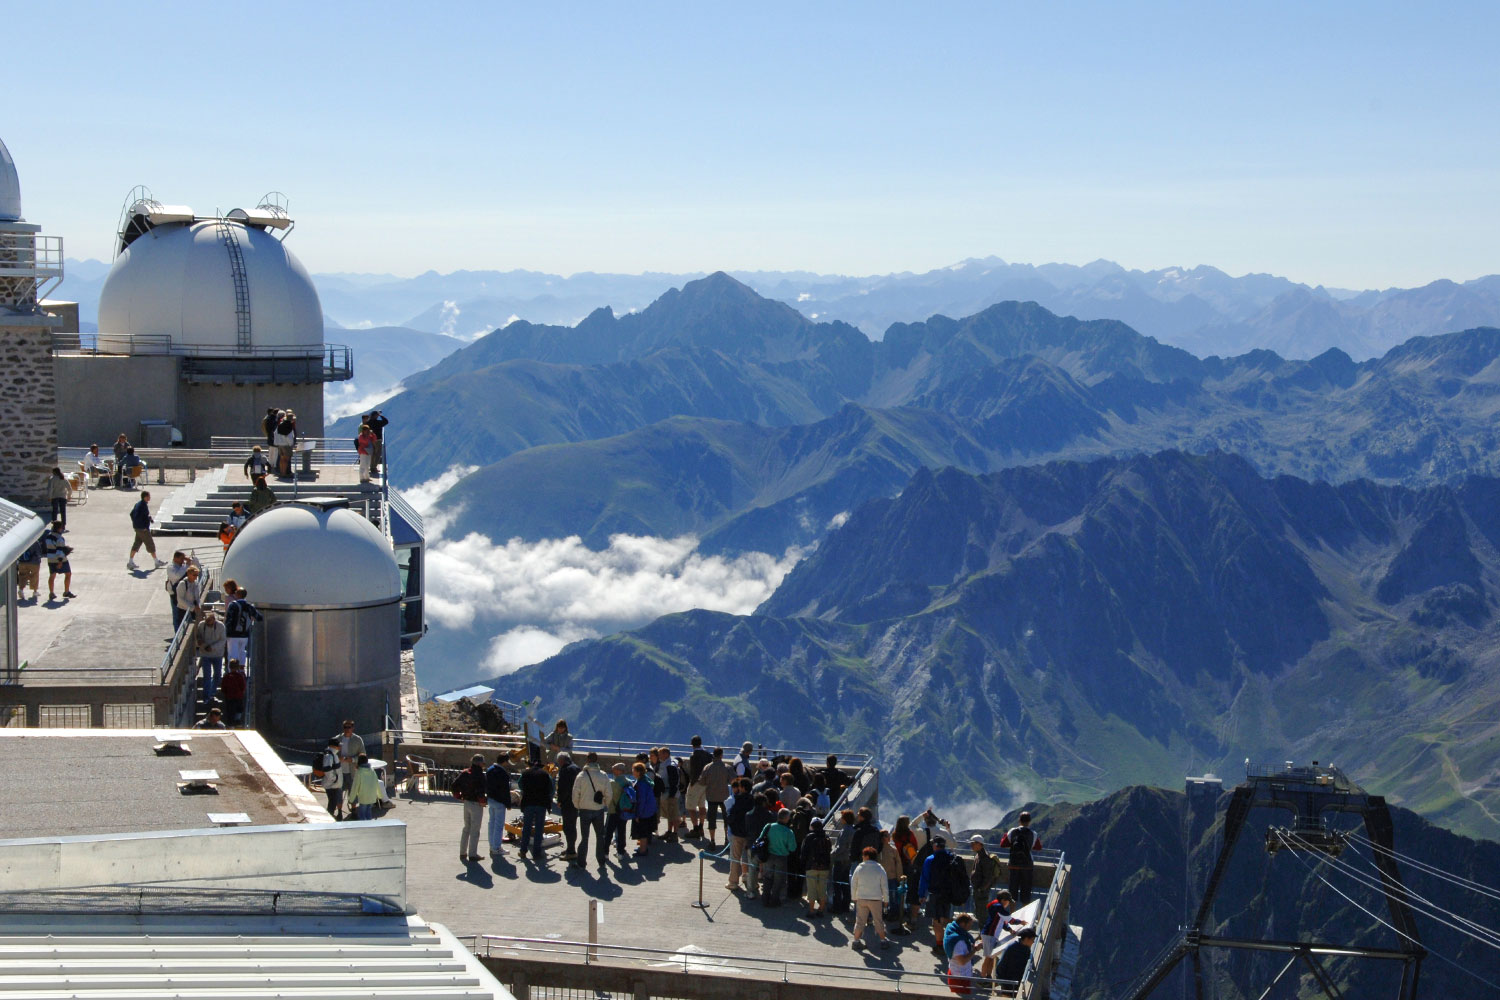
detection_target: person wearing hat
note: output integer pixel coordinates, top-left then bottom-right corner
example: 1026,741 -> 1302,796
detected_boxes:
968,834 -> 1003,915
994,925 -> 1038,988
979,889 -> 1020,979
799,814 -> 833,917
192,707 -> 226,730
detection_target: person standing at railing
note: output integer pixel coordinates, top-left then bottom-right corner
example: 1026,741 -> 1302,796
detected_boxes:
165,551 -> 202,631
978,889 -> 1020,981
943,912 -> 978,995
363,409 -> 388,473
968,834 -> 1003,917
220,660 -> 247,727
724,777 -> 754,891
1000,811 -> 1043,905
993,925 -> 1037,991
174,566 -> 205,626
195,609 -> 226,707
223,582 -> 263,670
544,720 -> 572,762
484,754 -> 512,860
355,423 -> 375,484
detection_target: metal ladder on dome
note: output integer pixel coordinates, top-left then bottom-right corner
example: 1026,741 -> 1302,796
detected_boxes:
214,218 -> 253,352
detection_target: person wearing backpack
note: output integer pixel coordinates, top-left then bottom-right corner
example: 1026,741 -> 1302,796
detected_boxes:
968,834 -> 1004,915
451,754 -> 488,863
1000,811 -> 1044,905
315,737 -> 344,819
222,583 -> 263,669
829,808 -> 857,914
651,747 -> 681,843
629,761 -> 659,857
800,815 -> 833,918
919,836 -> 968,956
742,792 -> 775,897
603,762 -> 631,861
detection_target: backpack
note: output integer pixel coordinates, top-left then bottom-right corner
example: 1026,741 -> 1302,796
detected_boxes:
651,771 -> 666,799
944,852 -> 972,905
620,782 -> 637,819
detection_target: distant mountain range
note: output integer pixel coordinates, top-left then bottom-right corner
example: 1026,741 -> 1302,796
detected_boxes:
1020,785 -> 1500,998
489,450 -> 1500,842
58,256 -> 1500,362
333,274 -> 1500,559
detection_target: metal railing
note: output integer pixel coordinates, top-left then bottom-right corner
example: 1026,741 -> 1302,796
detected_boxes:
476,935 -> 1024,996
0,234 -> 64,277
52,334 -> 352,382
1018,849 -> 1067,997
209,436 -> 360,466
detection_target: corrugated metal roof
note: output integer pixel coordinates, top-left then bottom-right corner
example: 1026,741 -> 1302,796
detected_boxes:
0,495 -> 45,570
0,913 -> 512,999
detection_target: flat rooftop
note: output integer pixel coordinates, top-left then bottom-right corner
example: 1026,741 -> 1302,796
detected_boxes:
0,728 -> 327,839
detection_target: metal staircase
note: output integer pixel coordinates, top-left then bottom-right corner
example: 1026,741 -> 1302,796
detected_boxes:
214,218 -> 252,352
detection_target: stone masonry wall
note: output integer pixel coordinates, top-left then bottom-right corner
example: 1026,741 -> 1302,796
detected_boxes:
0,319 -> 58,509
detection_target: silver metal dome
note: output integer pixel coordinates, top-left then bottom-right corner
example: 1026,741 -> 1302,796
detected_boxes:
97,219 -> 322,350
0,138 -> 22,222
220,503 -> 399,608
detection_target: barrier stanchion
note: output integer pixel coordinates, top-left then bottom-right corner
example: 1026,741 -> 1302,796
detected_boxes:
692,851 -> 710,909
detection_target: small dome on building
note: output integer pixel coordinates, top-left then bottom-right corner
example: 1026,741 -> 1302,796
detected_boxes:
0,138 -> 23,222
97,220 -> 322,350
220,503 -> 399,609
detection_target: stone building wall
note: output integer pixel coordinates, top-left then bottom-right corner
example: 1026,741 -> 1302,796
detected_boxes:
0,315 -> 59,508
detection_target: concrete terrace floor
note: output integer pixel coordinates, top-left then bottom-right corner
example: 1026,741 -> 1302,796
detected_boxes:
15,462 -> 374,672
16,481 -> 206,672
399,794 -> 962,994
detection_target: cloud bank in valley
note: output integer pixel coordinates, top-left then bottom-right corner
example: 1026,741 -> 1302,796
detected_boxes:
407,466 -> 805,677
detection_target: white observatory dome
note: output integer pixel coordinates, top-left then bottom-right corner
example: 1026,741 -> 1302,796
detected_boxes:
98,220 -> 322,350
0,138 -> 22,222
220,503 -> 400,609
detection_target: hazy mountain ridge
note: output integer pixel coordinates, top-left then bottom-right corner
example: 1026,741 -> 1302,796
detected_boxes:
487,451 -> 1500,841
56,257 -> 1500,364
351,277 -> 1500,560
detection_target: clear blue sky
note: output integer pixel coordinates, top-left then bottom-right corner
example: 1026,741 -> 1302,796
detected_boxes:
11,2 -> 1498,288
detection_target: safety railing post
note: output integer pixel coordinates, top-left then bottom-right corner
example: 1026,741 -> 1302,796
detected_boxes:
692,852 -> 709,909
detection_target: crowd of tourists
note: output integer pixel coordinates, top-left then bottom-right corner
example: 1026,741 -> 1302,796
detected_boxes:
432,724 -> 1046,994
